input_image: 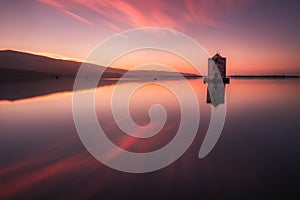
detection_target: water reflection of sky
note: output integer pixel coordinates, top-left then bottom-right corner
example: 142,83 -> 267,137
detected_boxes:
0,79 -> 299,199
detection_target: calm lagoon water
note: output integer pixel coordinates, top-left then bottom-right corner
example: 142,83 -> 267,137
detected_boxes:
0,78 -> 299,199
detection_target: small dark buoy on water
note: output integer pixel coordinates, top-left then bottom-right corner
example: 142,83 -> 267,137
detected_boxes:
55,75 -> 59,79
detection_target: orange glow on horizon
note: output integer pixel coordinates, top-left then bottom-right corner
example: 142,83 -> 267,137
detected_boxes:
110,49 -> 200,74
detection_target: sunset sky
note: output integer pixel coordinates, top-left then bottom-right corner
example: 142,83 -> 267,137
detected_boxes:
0,0 -> 299,75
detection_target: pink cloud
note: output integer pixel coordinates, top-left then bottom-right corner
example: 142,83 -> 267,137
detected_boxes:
62,9 -> 94,26
38,0 -> 65,9
38,0 -> 254,31
183,0 -> 253,27
38,0 -> 93,26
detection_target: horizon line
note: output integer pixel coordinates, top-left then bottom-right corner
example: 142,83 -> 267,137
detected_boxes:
1,49 -> 299,76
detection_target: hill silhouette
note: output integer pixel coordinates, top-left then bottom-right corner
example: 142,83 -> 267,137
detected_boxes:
0,50 -> 128,78
0,50 -> 199,80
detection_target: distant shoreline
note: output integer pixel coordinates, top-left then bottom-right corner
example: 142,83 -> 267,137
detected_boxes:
186,75 -> 300,79
228,75 -> 300,79
1,68 -> 299,82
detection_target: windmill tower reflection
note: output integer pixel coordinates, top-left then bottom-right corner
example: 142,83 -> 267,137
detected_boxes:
205,53 -> 230,107
206,82 -> 226,106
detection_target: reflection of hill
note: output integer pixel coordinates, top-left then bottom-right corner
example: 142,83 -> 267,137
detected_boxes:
0,68 -> 56,80
0,77 -> 119,101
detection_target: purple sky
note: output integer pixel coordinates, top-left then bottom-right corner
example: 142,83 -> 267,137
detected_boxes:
0,0 -> 299,74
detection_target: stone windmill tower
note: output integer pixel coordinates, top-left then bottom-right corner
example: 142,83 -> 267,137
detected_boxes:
205,52 -> 230,83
